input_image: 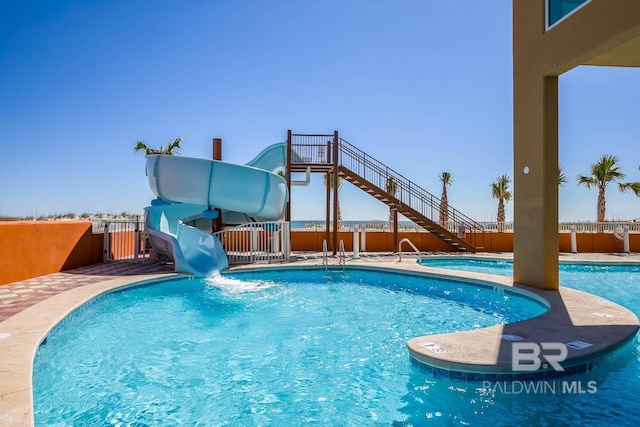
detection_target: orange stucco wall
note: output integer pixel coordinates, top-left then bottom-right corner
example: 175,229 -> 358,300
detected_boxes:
292,231 -> 506,253
290,231 -> 638,253
107,230 -> 142,260
0,221 -> 103,286
1,223 -> 637,286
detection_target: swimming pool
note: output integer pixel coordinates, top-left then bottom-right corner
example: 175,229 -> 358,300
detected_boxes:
420,258 -> 640,315
419,257 -> 640,424
33,268 -> 549,426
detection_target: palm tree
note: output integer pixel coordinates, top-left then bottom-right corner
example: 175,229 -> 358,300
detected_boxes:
322,172 -> 342,230
134,137 -> 182,155
577,155 -> 640,223
439,172 -> 453,228
558,165 -> 568,187
385,177 -> 398,231
491,174 -> 512,232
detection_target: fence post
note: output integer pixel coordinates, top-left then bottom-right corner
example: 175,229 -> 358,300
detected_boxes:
134,218 -> 140,262
360,224 -> 366,252
623,225 -> 630,253
283,221 -> 291,259
250,227 -> 257,262
103,222 -> 110,262
272,223 -> 281,253
570,226 -> 577,254
353,228 -> 360,259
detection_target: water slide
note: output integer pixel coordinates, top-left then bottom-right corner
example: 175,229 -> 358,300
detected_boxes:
143,143 -> 289,276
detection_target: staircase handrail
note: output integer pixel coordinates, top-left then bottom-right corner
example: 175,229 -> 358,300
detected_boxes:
338,138 -> 484,234
289,132 -> 485,250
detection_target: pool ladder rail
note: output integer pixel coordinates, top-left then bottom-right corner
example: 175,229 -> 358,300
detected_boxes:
397,237 -> 422,264
323,239 -> 328,273
322,239 -> 347,272
339,239 -> 346,271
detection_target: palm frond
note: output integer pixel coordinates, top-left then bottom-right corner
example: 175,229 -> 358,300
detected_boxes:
439,171 -> 453,187
491,174 -> 512,201
577,174 -> 596,189
134,137 -> 182,156
620,181 -> 640,196
322,172 -> 342,190
385,177 -> 398,195
558,165 -> 567,187
134,141 -> 152,155
165,137 -> 182,154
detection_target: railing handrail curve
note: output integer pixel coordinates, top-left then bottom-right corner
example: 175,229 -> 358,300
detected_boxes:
397,238 -> 422,263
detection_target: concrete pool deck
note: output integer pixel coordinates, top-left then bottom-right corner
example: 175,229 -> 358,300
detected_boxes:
1,252 -> 639,425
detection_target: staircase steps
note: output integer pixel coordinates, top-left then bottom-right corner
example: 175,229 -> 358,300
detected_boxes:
291,134 -> 485,252
340,167 -> 478,252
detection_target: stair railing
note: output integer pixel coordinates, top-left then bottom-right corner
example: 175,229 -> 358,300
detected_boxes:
289,133 -> 485,250
338,138 -> 484,249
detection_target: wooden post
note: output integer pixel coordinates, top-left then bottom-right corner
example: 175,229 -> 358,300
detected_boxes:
325,170 -> 331,250
392,207 -> 398,252
332,130 -> 339,255
212,138 -> 223,232
325,139 -> 331,249
286,130 -> 292,222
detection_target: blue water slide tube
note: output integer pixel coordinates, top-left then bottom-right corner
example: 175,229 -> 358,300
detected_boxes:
143,144 -> 289,276
146,154 -> 288,220
245,142 -> 287,172
144,201 -> 229,275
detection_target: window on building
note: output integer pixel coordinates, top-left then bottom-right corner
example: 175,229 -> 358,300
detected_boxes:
547,0 -> 590,28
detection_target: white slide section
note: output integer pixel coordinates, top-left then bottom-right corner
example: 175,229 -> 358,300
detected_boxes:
143,143 -> 289,277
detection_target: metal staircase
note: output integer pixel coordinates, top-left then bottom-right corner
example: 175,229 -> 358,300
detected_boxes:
289,133 -> 485,252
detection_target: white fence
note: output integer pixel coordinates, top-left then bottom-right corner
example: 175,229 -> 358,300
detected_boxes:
213,221 -> 290,265
291,221 -> 640,234
98,219 -> 148,262
97,219 -> 291,265
480,221 -> 640,233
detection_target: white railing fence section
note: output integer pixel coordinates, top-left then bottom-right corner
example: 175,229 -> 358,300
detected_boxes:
98,219 -> 147,262
96,218 -> 638,263
291,221 -> 640,234
213,221 -> 291,265
97,219 -> 290,265
558,221 -> 640,233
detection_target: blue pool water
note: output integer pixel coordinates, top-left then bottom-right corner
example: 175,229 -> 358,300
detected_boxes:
32,265 -> 640,426
420,258 -> 640,317
33,269 -> 546,426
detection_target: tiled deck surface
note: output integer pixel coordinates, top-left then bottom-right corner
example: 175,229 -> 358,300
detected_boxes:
1,252 -> 639,426
0,261 -> 175,322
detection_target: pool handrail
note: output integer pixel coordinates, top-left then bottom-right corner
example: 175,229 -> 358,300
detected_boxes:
398,237 -> 422,263
322,239 -> 328,273
339,239 -> 346,271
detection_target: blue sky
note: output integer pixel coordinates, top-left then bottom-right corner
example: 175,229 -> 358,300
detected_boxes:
1,0 -> 639,222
